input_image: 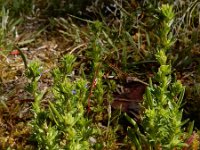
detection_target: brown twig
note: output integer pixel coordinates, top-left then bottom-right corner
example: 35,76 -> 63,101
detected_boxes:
87,64 -> 101,113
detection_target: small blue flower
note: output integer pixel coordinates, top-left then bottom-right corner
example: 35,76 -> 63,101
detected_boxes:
85,84 -> 89,88
71,90 -> 76,95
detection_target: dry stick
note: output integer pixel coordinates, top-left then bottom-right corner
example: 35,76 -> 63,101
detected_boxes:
87,63 -> 101,113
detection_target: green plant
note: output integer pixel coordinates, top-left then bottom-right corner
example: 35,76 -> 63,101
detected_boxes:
26,55 -> 94,150
25,60 -> 44,114
126,4 -> 192,150
1,0 -> 34,17
0,5 -> 22,54
25,14 -> 126,148
0,6 -> 11,51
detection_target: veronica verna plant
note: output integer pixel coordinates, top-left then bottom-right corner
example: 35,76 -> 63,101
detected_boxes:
126,4 -> 191,150
26,55 -> 92,150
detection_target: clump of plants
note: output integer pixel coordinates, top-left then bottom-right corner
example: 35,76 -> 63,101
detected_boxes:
142,4 -> 186,148
126,4 -> 195,150
26,55 -> 93,149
